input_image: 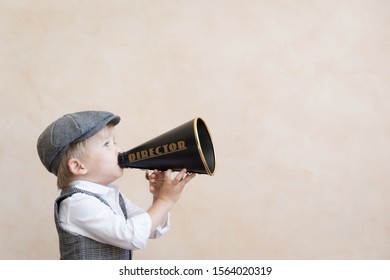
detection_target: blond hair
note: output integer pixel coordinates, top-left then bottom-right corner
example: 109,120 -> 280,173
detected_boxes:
56,140 -> 88,189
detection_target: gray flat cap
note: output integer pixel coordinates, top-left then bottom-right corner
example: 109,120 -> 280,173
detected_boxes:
37,110 -> 120,175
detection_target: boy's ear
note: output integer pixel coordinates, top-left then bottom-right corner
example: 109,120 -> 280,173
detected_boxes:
67,158 -> 87,175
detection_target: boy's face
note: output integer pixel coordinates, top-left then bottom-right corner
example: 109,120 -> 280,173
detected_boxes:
79,125 -> 123,186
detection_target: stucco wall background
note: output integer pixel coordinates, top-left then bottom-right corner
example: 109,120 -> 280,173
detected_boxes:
1,0 -> 389,259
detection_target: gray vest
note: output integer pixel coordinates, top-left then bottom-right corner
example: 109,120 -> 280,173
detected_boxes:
54,187 -> 132,260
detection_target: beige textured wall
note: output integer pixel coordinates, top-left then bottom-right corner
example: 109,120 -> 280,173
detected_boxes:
1,0 -> 390,259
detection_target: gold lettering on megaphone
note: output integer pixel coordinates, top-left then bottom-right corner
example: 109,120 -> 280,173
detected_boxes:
127,140 -> 187,162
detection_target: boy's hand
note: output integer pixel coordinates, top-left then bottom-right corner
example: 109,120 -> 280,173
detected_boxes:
158,169 -> 196,204
146,169 -> 165,201
146,168 -> 196,234
146,169 -> 196,204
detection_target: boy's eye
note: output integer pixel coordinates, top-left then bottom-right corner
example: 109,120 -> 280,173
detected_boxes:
104,142 -> 110,147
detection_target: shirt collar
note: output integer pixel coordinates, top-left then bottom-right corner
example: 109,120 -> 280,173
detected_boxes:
69,180 -> 118,195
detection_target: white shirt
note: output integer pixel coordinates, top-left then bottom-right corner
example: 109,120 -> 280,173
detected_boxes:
58,180 -> 170,250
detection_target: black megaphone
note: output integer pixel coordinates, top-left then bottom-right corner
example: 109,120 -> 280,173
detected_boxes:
118,117 -> 216,175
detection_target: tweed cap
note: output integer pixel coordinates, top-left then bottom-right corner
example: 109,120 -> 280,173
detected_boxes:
37,111 -> 120,175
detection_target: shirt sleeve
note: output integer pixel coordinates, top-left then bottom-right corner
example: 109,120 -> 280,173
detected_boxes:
58,193 -> 152,250
122,195 -> 171,239
150,212 -> 171,239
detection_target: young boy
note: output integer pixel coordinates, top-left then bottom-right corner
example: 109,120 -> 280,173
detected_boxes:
37,110 -> 195,259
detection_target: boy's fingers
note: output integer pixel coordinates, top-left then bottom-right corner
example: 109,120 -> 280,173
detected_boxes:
183,173 -> 196,183
165,169 -> 172,180
169,169 -> 185,184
